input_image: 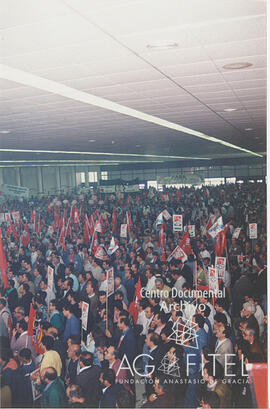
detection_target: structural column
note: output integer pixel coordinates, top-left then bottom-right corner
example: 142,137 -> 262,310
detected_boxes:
37,166 -> 43,194
84,166 -> 89,187
55,167 -> 61,193
71,166 -> 76,189
0,168 -> 4,185
15,168 -> 21,186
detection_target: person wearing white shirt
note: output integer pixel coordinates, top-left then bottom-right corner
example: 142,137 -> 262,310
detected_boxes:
171,270 -> 186,294
99,271 -> 108,292
145,269 -> 156,292
247,296 -> 265,338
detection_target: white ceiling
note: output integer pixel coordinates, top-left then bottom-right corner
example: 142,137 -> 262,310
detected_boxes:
0,0 -> 266,163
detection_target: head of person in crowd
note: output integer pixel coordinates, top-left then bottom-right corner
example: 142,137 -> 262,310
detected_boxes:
66,384 -> 85,405
241,302 -> 256,319
200,391 -> 220,409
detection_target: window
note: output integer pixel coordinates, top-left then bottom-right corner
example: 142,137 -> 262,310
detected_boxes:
226,177 -> 236,184
101,171 -> 108,180
76,172 -> 85,185
147,180 -> 157,189
89,171 -> 98,183
204,178 -> 225,186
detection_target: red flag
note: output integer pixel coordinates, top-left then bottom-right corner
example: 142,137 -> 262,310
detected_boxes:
89,215 -> 94,235
0,228 -> 8,289
6,214 -> 18,241
66,217 -> 72,239
58,226 -> 66,251
129,277 -> 142,324
84,215 -> 90,243
8,314 -> 13,339
216,220 -> 231,256
27,304 -> 36,336
21,230 -> 30,248
74,207 -> 80,225
90,230 -> 99,254
126,211 -> 133,232
206,214 -> 215,238
112,209 -> 117,234
179,232 -> 193,255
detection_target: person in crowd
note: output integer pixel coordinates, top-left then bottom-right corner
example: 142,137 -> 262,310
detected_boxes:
0,182 -> 266,409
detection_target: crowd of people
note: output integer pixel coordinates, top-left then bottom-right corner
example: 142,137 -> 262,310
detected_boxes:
0,181 -> 267,408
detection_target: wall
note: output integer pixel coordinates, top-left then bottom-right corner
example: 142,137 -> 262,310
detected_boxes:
0,162 -> 266,197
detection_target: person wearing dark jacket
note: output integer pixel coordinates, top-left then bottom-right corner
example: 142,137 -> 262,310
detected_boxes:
116,316 -> 136,363
99,369 -> 124,408
19,283 -> 33,315
76,351 -> 101,407
34,367 -> 67,408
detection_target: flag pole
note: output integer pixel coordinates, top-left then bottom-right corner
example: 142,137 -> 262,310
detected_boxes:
106,283 -> 108,333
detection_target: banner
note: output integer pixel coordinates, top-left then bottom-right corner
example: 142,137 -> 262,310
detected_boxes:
0,213 -> 5,224
208,267 -> 219,293
232,227 -> 241,239
106,267 -> 114,297
173,215 -> 183,232
81,301 -> 89,331
11,211 -> 20,222
120,224 -> 127,238
188,225 -> 195,237
167,245 -> 187,263
249,223 -> 257,239
0,184 -> 29,199
215,256 -> 226,280
208,216 -> 224,238
47,266 -> 54,291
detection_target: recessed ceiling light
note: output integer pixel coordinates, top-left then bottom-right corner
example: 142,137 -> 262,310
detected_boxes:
0,130 -> 10,134
223,62 -> 252,70
136,145 -> 141,148
146,42 -> 178,51
88,139 -> 96,142
224,108 -> 237,112
111,141 -> 115,144
244,128 -> 254,131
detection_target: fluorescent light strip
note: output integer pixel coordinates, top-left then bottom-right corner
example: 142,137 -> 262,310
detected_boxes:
0,159 -> 165,164
0,64 -> 262,158
0,148 -> 210,160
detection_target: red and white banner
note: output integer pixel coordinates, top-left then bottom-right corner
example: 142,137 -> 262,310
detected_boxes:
94,246 -> 107,260
167,245 -> 187,263
249,223 -> 257,239
173,214 -> 183,232
47,266 -> 54,291
208,267 -> 219,293
81,301 -> 89,331
215,256 -> 226,280
232,227 -> 241,239
120,224 -> 127,238
188,225 -> 195,237
106,267 -> 114,296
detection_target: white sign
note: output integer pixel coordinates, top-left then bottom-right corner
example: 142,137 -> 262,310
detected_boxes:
0,184 -> 29,199
124,184 -> 140,193
215,257 -> 226,280
100,186 -> 116,193
208,267 -> 219,293
188,225 -> 195,237
249,223 -> 257,239
232,227 -> 241,239
81,301 -> 89,331
47,266 -> 54,291
107,267 -> 114,297
12,211 -> 20,222
173,215 -> 183,232
120,224 -> 127,238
